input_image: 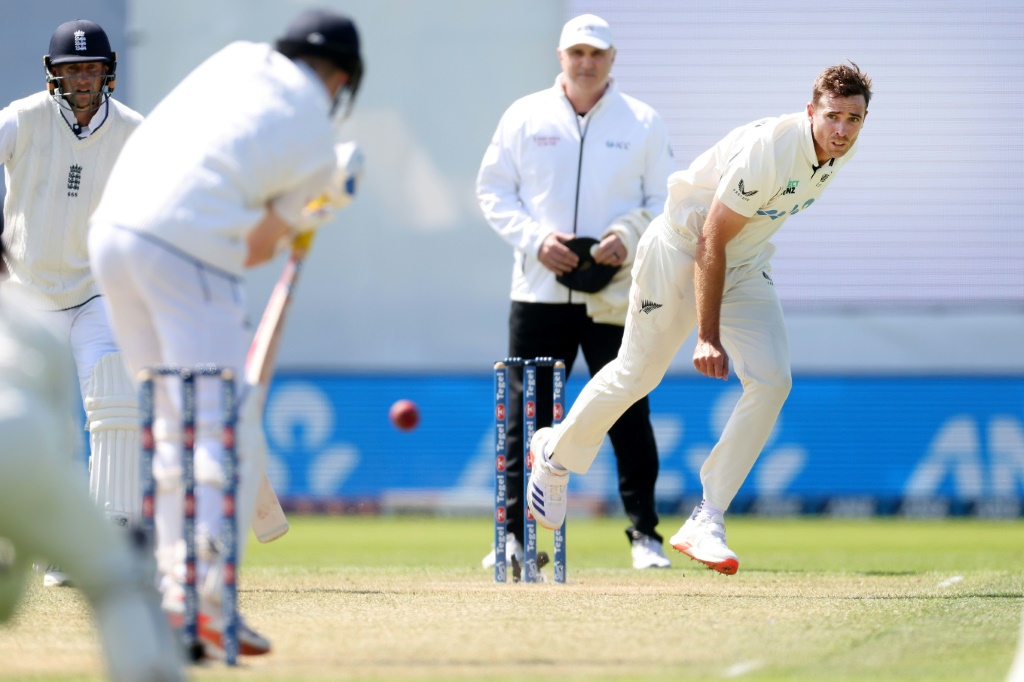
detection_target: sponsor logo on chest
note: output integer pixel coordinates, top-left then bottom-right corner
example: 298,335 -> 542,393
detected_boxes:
532,135 -> 560,147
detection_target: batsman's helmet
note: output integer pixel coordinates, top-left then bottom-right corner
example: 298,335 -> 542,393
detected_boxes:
276,9 -> 363,114
44,19 -> 117,107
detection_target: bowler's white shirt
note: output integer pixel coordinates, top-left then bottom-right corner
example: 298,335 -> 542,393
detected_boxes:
665,112 -> 857,267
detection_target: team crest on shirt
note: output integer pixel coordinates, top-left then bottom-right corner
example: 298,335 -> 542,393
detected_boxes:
67,164 -> 82,197
733,179 -> 758,200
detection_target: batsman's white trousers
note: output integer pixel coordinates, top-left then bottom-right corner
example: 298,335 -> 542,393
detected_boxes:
548,216 -> 792,511
88,223 -> 264,597
43,296 -> 120,403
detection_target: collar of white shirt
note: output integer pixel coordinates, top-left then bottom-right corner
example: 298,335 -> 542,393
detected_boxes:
59,98 -> 109,139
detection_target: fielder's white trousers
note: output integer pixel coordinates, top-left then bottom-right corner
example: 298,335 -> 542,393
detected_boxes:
89,223 -> 264,600
548,216 -> 792,511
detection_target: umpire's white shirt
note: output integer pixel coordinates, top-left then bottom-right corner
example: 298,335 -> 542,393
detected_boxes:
477,75 -> 673,303
664,112 -> 857,267
90,41 -> 336,277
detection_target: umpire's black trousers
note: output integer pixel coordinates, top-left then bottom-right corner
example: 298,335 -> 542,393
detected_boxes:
505,301 -> 662,545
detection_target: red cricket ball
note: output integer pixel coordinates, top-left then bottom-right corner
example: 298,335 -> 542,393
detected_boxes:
389,399 -> 420,431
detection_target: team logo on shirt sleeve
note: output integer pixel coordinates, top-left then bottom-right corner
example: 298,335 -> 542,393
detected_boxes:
733,179 -> 758,200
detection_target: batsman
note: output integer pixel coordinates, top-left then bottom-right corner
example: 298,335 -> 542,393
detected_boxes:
0,20 -> 145,588
87,8 -> 364,658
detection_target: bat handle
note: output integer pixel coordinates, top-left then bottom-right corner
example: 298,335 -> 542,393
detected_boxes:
293,230 -> 316,254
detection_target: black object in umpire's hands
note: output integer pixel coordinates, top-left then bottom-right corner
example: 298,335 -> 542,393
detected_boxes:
556,237 -> 620,293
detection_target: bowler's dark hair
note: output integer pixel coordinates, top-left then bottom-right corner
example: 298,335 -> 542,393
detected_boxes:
813,61 -> 872,109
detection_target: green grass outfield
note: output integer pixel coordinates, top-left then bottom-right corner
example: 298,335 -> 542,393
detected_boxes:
2,515 -> 1023,681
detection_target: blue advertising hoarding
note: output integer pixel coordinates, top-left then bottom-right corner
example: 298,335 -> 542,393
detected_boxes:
261,372 -> 1024,516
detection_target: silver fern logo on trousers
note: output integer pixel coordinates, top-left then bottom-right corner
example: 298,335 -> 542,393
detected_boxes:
639,299 -> 663,315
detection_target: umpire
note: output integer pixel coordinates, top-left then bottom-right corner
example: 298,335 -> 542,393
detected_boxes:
476,14 -> 674,570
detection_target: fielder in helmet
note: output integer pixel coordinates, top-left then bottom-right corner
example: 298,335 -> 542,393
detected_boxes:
1,20 -> 145,589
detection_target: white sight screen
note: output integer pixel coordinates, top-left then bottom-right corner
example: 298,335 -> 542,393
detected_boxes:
569,1 -> 1023,310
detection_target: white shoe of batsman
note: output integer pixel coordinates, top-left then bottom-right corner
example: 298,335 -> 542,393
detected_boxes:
198,611 -> 272,658
42,564 -> 73,588
162,584 -> 272,658
526,427 -> 569,530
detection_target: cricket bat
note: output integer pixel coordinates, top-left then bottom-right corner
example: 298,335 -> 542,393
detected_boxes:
247,230 -> 318,543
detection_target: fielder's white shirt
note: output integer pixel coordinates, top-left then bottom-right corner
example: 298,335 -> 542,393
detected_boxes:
0,92 -> 143,310
665,112 -> 857,267
477,75 -> 673,303
90,41 -> 337,276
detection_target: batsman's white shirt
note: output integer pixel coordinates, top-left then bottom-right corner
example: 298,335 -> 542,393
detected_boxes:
91,41 -> 336,276
0,92 -> 142,311
548,111 -> 858,511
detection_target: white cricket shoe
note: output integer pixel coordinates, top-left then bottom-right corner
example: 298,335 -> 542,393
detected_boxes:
669,505 -> 739,575
481,532 -> 524,570
630,532 -> 672,569
526,427 -> 569,531
43,564 -> 72,588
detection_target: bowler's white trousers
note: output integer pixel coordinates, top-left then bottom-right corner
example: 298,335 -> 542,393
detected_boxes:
88,223 -> 265,601
548,216 -> 792,511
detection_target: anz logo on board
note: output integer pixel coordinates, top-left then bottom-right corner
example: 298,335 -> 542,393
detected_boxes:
906,415 -> 1024,499
264,383 -> 359,496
